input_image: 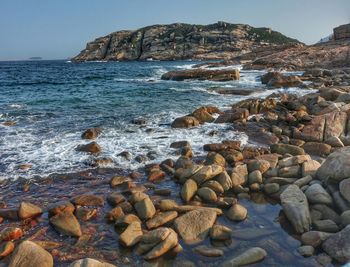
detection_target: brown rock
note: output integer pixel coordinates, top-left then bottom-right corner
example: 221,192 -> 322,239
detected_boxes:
0,227 -> 23,242
119,221 -> 143,247
50,211 -> 82,237
171,116 -> 200,128
18,202 -> 42,219
76,142 -> 101,154
134,197 -> 156,220
0,241 -> 15,258
48,201 -> 75,217
227,204 -> 247,221
81,127 -> 102,139
146,211 -> 178,229
162,68 -> 239,81
71,194 -> 104,206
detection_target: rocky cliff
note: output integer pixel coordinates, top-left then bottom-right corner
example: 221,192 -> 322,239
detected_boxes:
72,22 -> 300,62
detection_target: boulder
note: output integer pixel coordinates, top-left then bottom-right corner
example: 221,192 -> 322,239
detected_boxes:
81,127 -> 102,140
261,71 -> 283,84
303,142 -> 331,156
210,225 -> 232,240
267,75 -> 303,88
143,228 -> 178,260
305,184 -> 332,205
197,187 -> 218,203
161,68 -> 240,81
8,241 -> 53,267
270,144 -> 305,156
301,160 -> 321,177
190,165 -> 224,184
181,179 -> 198,202
134,197 -> 156,220
76,142 -> 101,154
146,211 -> 178,229
280,185 -> 311,233
322,225 -> 350,263
220,247 -> 267,267
119,221 -> 143,247
18,202 -> 42,219
171,116 -> 200,128
227,204 -> 247,221
215,171 -> 233,191
301,231 -> 334,247
316,147 -> 350,182
339,178 -> 350,203
50,210 -> 82,237
69,258 -> 116,267
191,107 -> 215,123
173,209 -> 217,244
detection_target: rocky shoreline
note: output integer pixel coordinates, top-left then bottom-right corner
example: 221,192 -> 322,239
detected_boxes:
2,64 -> 350,266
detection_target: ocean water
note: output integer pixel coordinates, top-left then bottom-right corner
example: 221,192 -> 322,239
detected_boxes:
0,60 -> 309,179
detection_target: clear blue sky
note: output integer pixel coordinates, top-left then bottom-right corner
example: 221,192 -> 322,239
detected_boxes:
1,0 -> 349,60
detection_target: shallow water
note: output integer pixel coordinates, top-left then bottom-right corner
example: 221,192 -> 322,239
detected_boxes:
0,60 -> 310,179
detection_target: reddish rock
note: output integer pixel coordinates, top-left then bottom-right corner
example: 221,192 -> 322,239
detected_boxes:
71,194 -> 104,206
0,241 -> 15,258
148,169 -> 166,182
76,142 -> 101,154
161,68 -> 240,81
81,127 -> 102,139
171,116 -> 200,128
0,227 -> 23,242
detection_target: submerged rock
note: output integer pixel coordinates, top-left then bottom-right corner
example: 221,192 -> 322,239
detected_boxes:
171,116 -> 200,128
18,201 -> 42,219
50,210 -> 82,237
322,225 -> 350,263
69,258 -> 116,267
227,204 -> 247,221
220,247 -> 267,267
161,68 -> 240,81
193,245 -> 224,257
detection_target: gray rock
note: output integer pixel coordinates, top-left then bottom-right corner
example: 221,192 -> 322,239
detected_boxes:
340,178 -> 350,203
322,225 -> 350,263
197,187 -> 218,203
341,210 -> 350,227
305,184 -> 332,205
193,245 -> 224,257
280,185 -> 311,233
313,219 -> 339,233
69,258 -> 116,267
297,245 -> 314,257
264,183 -> 280,195
301,231 -> 334,247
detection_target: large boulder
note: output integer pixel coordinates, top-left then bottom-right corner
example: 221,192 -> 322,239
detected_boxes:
173,209 -> 217,244
280,185 -> 311,234
9,241 -> 53,267
322,225 -> 350,263
316,147 -> 350,182
171,116 -> 200,128
161,68 -> 240,81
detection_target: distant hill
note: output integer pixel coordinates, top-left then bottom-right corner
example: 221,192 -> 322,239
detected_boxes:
72,21 -> 301,62
28,57 -> 42,60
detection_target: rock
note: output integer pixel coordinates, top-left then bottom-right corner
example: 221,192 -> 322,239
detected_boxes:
280,185 -> 311,233
322,225 -> 350,263
71,194 -> 104,206
119,221 -> 143,247
143,228 -> 178,260
0,209 -> 19,220
69,258 -> 116,267
313,219 -> 339,233
190,165 -> 224,184
220,247 -> 267,267
303,142 -> 331,156
294,175 -> 313,188
340,178 -> 350,203
170,141 -> 190,149
146,211 -> 178,229
205,152 -> 226,167
8,241 -> 53,267
297,245 -> 314,257
248,170 -> 263,184
75,207 -> 97,221
106,193 -> 125,206
317,147 -> 350,182
247,159 -> 270,173
18,202 -> 42,219
47,201 -> 75,217
106,207 -> 124,222
171,116 -> 200,128
162,68 -> 240,81
173,209 -> 217,244
192,107 -> 216,123
220,149 -> 244,163
278,155 -> 311,168
76,142 -> 101,154
326,136 -> 344,147
261,71 -> 283,84
50,210 -> 82,237
301,231 -> 334,247
215,171 -> 233,191
210,225 -> 232,240
227,204 -> 247,221
197,187 -> 218,203
0,227 -> 23,242
115,214 -> 141,227
305,184 -> 332,205
203,180 -> 224,194
301,160 -> 321,177
270,144 -> 305,156
264,183 -> 280,194
278,165 -> 301,178
148,169 -> 166,182
81,127 -> 102,139
135,197 -> 156,220
181,179 -> 198,202
193,245 -> 224,257
341,210 -> 350,226
215,108 -> 249,123
110,176 -> 129,187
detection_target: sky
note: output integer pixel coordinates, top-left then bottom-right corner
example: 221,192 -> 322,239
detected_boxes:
0,0 -> 349,60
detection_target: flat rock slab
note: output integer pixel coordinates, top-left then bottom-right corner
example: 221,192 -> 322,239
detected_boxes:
280,185 -> 311,234
174,209 -> 217,244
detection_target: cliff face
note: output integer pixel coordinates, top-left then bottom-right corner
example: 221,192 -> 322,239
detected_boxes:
72,22 -> 300,62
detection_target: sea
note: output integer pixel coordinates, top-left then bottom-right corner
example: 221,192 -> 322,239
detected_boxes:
0,60 -> 310,179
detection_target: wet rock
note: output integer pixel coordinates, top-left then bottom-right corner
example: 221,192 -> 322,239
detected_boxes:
0,209 -> 19,220
173,209 -> 217,243
146,211 -> 178,229
170,141 -> 190,149
0,227 -> 23,242
0,241 -> 15,258
227,204 -> 247,221
301,231 -> 333,247
297,245 -> 314,257
106,207 -> 124,222
130,192 -> 148,204
106,193 -> 125,206
118,151 -> 132,161
215,171 -> 233,191
115,214 -> 141,227
278,155 -> 311,168
313,219 -> 339,233
316,253 -> 332,266
303,142 -> 331,156
71,194 -> 104,206
171,116 -> 200,128
76,142 -> 101,154
8,241 -> 53,267
181,179 -> 198,202
322,225 -> 350,263
203,180 -> 224,194
48,201 -> 75,217
119,221 -> 143,247
197,187 -> 218,203
18,201 -> 42,219
340,178 -> 350,203
191,107 -> 216,123
210,225 -> 232,240
264,183 -> 280,195
193,245 -> 223,257
81,127 -> 102,140
134,197 -> 156,220
205,152 -> 226,167
162,68 -> 240,81
215,108 -> 249,123
270,143 -> 305,156
69,258 -> 116,267
148,169 -> 166,182
109,175 -> 129,188
220,247 -> 267,267
75,207 -> 97,221
261,71 -> 282,84
305,184 -> 332,205
247,159 -> 270,174
280,185 -> 311,233
50,210 -> 82,237
143,228 -> 178,260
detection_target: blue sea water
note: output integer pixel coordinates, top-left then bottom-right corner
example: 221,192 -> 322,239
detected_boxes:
0,60 -> 308,179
